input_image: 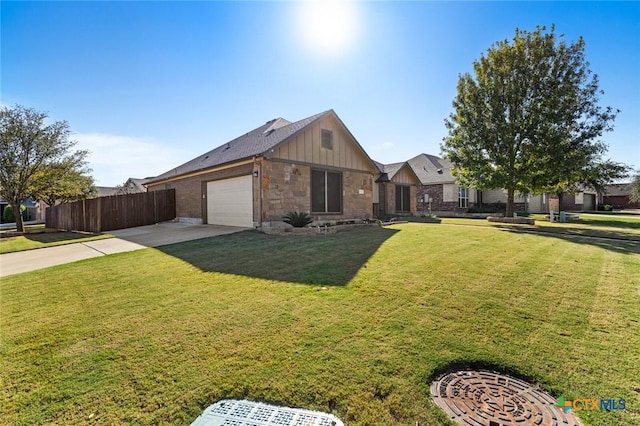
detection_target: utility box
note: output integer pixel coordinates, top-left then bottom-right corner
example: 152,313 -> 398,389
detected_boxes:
190,399 -> 344,426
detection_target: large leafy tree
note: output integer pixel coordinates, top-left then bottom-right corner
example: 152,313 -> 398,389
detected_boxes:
0,105 -> 93,232
442,25 -> 623,216
29,159 -> 97,208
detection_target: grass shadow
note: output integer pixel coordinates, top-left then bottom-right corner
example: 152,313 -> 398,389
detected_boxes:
157,226 -> 400,286
428,359 -> 542,388
0,230 -> 110,254
21,231 -> 101,243
492,224 -> 640,255
573,218 -> 640,229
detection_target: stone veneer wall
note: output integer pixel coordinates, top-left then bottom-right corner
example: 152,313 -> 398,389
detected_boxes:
147,163 -> 253,223
382,183 -> 417,215
261,160 -> 373,224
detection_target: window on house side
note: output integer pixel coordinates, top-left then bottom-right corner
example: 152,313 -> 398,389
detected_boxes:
458,187 -> 469,208
395,185 -> 410,212
321,129 -> 333,150
312,170 -> 342,213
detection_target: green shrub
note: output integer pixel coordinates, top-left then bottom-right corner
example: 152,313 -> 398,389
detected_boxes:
467,206 -> 500,213
282,211 -> 313,228
2,204 -> 27,223
420,213 -> 438,219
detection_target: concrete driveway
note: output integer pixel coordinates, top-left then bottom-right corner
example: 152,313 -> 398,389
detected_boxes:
108,222 -> 248,247
1,222 -> 249,277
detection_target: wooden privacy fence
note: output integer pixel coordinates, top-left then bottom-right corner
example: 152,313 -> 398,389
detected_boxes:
46,189 -> 176,233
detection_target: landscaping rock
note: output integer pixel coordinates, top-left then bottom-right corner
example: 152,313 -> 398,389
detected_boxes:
487,216 -> 535,225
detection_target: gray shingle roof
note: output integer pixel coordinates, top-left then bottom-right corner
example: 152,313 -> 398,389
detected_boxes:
373,161 -> 404,180
123,178 -> 148,193
603,183 -> 633,196
95,186 -> 118,197
148,110 -> 331,183
407,153 -> 455,185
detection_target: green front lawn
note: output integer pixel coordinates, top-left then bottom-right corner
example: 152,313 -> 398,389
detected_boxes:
441,214 -> 640,243
1,224 -> 638,425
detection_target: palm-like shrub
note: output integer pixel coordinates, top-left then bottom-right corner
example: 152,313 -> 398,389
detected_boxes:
283,211 -> 313,228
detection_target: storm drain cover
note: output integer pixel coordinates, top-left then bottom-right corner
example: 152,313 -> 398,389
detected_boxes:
430,370 -> 582,426
190,399 -> 344,426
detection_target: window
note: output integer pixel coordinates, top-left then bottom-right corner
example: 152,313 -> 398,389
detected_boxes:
395,185 -> 410,212
458,187 -> 469,208
312,170 -> 342,213
321,129 -> 333,150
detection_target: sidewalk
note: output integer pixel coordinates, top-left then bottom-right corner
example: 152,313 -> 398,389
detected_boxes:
0,238 -> 146,278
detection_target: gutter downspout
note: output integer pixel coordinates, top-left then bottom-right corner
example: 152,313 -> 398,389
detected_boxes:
256,156 -> 263,230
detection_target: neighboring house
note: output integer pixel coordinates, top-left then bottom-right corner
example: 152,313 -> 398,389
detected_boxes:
406,153 -> 549,213
407,153 -> 478,213
549,189 -> 597,212
116,178 -> 149,194
95,186 -> 119,197
600,183 -> 639,208
145,110 -> 379,228
373,161 -> 420,217
0,198 -> 46,222
481,189 -> 548,213
94,178 -> 148,198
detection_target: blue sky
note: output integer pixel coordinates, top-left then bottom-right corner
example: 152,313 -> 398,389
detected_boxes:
2,1 -> 639,186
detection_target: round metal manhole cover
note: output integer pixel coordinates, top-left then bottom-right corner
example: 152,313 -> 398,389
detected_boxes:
430,370 -> 582,426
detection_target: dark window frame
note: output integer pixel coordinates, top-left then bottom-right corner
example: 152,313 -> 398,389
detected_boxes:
321,129 -> 333,150
458,187 -> 469,208
311,169 -> 342,214
395,185 -> 411,212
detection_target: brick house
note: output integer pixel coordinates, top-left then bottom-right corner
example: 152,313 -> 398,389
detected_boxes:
406,153 -> 549,213
407,153 -> 478,213
145,110 -> 378,228
547,190 -> 597,212
600,183 -> 639,209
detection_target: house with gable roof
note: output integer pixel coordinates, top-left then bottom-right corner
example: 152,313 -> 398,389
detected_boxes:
373,161 -> 420,217
600,183 -> 639,209
407,153 -> 478,212
407,153 -> 551,213
145,110 -> 379,228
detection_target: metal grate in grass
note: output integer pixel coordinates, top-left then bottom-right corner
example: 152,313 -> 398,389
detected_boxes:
190,399 -> 344,426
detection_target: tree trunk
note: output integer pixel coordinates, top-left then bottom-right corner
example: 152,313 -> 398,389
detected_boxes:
11,201 -> 25,232
506,187 -> 515,217
557,192 -> 564,212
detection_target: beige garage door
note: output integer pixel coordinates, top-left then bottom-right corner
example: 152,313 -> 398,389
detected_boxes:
583,193 -> 595,211
206,175 -> 253,227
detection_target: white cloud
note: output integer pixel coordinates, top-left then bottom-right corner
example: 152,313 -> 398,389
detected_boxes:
369,141 -> 395,151
74,133 -> 193,187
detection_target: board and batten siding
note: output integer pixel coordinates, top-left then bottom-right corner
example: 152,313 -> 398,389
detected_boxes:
391,166 -> 418,185
269,115 -> 375,173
